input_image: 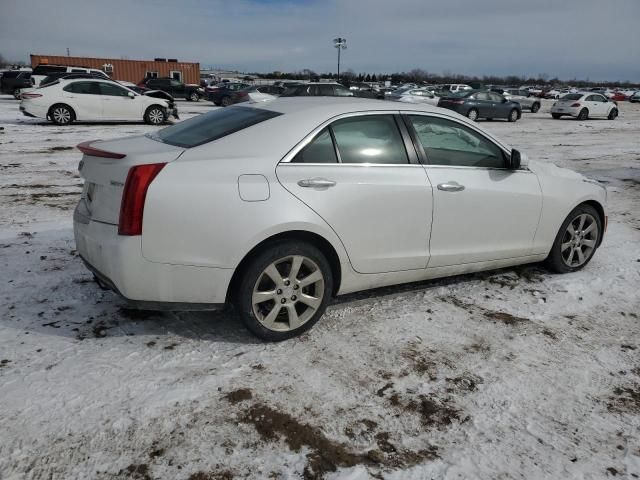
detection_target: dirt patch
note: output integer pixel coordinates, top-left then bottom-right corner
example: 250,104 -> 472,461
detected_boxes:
607,384 -> 640,414
119,308 -> 156,320
241,403 -> 438,478
484,311 -> 529,325
405,395 -> 465,428
0,359 -> 11,368
446,373 -> 484,393
223,388 -> 253,404
440,295 -> 529,326
188,472 -> 234,480
121,463 -> 151,480
376,382 -> 394,397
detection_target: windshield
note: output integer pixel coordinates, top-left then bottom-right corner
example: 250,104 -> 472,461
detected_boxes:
147,106 -> 282,148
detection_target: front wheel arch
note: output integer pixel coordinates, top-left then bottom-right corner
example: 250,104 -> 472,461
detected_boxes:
226,230 -> 342,304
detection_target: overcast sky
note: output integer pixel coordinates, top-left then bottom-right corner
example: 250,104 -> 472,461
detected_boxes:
1,0 -> 639,81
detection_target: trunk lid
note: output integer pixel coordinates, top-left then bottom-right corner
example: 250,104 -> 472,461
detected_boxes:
78,135 -> 184,225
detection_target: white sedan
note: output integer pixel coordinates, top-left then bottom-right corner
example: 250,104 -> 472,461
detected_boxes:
551,92 -> 618,120
20,78 -> 175,125
387,88 -> 439,105
73,98 -> 607,340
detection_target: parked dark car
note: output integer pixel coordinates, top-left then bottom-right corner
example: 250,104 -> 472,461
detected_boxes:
438,90 -> 522,122
280,83 -> 353,97
1,71 -> 33,98
206,83 -> 251,106
212,85 -> 287,107
138,77 -> 203,101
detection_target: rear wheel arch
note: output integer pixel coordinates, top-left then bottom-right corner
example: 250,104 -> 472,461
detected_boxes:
47,103 -> 76,124
226,230 -> 342,303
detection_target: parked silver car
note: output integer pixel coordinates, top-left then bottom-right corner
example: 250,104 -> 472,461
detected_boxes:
502,89 -> 541,113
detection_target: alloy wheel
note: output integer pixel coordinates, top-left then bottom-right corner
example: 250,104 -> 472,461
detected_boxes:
467,109 -> 478,121
52,107 -> 71,124
251,255 -> 325,332
560,213 -> 598,267
149,109 -> 164,124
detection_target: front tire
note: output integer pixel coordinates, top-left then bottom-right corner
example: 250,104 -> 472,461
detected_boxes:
608,108 -> 618,120
545,204 -> 602,273
144,105 -> 166,125
234,241 -> 333,341
508,109 -> 519,122
531,102 -> 540,113
189,92 -> 200,102
49,104 -> 74,125
577,108 -> 589,121
467,108 -> 479,121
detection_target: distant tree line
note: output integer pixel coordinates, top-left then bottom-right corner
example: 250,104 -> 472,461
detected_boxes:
252,67 -> 640,88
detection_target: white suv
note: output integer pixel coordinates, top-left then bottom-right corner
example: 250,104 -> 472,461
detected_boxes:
31,65 -> 110,87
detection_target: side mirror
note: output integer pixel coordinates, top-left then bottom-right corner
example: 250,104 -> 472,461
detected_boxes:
509,149 -> 528,169
502,97 -> 509,103
127,91 -> 135,98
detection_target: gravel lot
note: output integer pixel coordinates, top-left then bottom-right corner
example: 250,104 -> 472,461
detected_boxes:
1,96 -> 639,480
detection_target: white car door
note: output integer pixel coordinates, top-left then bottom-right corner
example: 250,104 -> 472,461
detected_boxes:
98,82 -> 143,120
276,113 -> 433,274
403,113 -> 542,268
592,94 -> 610,117
61,81 -> 103,120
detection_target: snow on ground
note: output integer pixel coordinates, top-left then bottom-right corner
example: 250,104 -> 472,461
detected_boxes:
0,96 -> 639,480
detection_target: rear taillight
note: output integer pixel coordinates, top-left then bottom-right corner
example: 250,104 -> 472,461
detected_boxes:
570,103 -> 581,107
21,93 -> 42,99
118,163 -> 166,236
77,141 -> 126,159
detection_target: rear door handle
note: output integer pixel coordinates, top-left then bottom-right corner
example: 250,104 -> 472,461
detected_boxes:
297,178 -> 336,188
437,181 -> 465,192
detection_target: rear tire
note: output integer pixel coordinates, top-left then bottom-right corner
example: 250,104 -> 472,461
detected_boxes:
233,240 -> 333,341
13,89 -> 21,100
577,108 -> 589,121
608,108 -> 618,120
49,104 -> 74,125
552,113 -> 562,119
221,96 -> 232,107
467,108 -> 479,121
508,109 -> 519,122
189,92 -> 200,102
531,102 -> 540,113
545,204 -> 602,274
144,105 -> 166,125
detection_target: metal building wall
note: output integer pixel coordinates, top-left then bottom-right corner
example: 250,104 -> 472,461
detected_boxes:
30,55 -> 200,84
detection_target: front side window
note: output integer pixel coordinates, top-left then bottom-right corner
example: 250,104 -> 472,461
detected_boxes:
334,86 -> 353,97
98,82 -> 130,96
408,115 -> 505,168
331,115 -> 408,164
318,85 -> 334,96
291,128 -> 338,163
148,106 -> 282,148
63,81 -> 100,95
475,92 -> 490,101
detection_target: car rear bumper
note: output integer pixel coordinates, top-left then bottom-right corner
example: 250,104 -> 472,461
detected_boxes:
73,201 -> 231,310
550,106 -> 580,117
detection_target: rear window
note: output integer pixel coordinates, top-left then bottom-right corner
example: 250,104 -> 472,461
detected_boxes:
562,93 -> 583,100
148,106 -> 282,148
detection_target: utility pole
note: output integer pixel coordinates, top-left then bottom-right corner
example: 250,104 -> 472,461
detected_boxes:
333,37 -> 347,81
66,48 -> 70,57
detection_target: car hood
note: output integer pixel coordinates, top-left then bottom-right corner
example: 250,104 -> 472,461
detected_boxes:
527,159 -> 585,181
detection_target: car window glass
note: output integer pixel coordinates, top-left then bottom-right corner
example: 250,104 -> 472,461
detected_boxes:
64,81 -> 100,95
170,80 -> 181,86
408,115 -> 505,168
291,128 -> 338,163
476,92 -> 490,101
318,85 -> 334,96
489,93 -> 503,102
99,82 -> 130,96
331,115 -> 408,164
334,86 -> 352,97
72,69 -> 87,73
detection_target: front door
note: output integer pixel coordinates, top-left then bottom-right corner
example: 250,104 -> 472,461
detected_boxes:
276,113 -> 433,274
98,82 -> 142,120
473,91 -> 494,118
403,113 -> 542,268
61,81 -> 103,120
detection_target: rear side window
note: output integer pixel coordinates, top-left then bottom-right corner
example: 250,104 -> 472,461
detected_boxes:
331,115 -> 408,164
63,82 -> 100,95
33,65 -> 66,75
98,82 -> 130,96
292,128 -> 338,163
148,106 -> 282,148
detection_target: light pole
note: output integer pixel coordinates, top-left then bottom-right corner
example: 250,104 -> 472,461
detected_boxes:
333,37 -> 347,81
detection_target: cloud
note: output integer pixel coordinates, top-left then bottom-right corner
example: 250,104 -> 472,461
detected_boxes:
1,0 -> 639,81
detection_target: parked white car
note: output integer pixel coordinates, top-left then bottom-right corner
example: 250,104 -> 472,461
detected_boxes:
501,89 -> 542,112
550,92 -> 618,120
20,79 -> 176,125
74,98 -> 607,340
386,88 -> 439,105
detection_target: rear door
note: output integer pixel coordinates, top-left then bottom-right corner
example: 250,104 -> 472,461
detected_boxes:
61,81 -> 103,119
98,82 -> 142,120
473,92 -> 494,118
404,113 -> 542,267
488,92 -> 508,118
276,113 -> 433,274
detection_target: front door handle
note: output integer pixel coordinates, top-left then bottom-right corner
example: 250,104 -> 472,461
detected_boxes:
297,178 -> 336,188
437,181 -> 465,192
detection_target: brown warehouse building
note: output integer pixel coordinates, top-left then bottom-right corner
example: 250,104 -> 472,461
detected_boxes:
30,54 -> 200,85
